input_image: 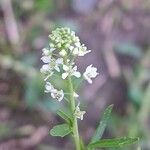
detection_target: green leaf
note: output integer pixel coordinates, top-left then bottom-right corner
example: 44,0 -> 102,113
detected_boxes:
88,137 -> 139,149
35,0 -> 55,12
57,110 -> 72,125
50,124 -> 71,137
90,104 -> 114,143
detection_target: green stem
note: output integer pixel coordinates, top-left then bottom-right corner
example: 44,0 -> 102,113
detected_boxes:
67,75 -> 81,150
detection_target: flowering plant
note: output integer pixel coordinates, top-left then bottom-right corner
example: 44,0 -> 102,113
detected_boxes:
41,27 -> 139,150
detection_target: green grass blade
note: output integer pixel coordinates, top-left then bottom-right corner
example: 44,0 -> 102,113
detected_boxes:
90,104 -> 114,143
88,137 -> 139,149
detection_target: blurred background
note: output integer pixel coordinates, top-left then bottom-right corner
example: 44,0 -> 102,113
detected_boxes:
0,0 -> 150,150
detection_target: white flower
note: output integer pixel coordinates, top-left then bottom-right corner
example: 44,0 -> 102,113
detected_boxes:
73,92 -> 79,98
53,58 -> 63,68
45,82 -> 55,93
41,47 -> 63,74
71,66 -> 81,78
40,57 -> 63,81
78,44 -> 91,56
62,65 -> 69,79
41,58 -> 63,73
83,64 -> 99,84
41,56 -> 51,63
51,89 -> 64,102
40,64 -> 51,73
62,65 -> 81,79
42,48 -> 49,55
40,64 -> 54,81
45,82 -> 64,102
74,105 -> 86,120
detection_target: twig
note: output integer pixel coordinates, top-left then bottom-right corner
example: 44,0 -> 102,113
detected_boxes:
101,12 -> 121,78
0,0 -> 20,52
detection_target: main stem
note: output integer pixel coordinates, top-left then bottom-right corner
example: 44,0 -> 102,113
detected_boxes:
67,75 -> 81,150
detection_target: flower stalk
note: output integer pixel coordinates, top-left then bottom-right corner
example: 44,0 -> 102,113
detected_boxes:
67,74 -> 81,150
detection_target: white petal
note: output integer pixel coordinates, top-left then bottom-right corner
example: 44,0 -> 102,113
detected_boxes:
73,92 -> 79,98
62,72 -> 69,79
91,71 -> 99,78
59,50 -> 67,56
75,42 -> 81,47
63,65 -> 69,71
51,92 -> 55,99
42,48 -> 49,55
58,90 -> 64,101
72,71 -> 81,78
86,64 -> 93,72
69,46 -> 74,51
40,64 -> 49,73
83,73 -> 93,84
87,78 -> 92,84
45,85 -> 52,91
86,50 -> 91,54
72,48 -> 79,55
45,82 -> 54,92
73,66 -> 77,71
41,56 -> 51,63
78,50 -> 91,56
56,58 -> 63,64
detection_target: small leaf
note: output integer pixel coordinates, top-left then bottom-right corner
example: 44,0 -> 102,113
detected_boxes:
57,110 -> 72,125
50,124 -> 71,137
90,104 -> 114,143
88,137 -> 139,149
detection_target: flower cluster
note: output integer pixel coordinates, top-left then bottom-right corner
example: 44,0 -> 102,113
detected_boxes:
41,27 -> 99,120
45,82 -> 64,102
49,28 -> 91,57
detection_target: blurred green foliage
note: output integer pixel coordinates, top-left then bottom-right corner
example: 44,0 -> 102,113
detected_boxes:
34,0 -> 55,12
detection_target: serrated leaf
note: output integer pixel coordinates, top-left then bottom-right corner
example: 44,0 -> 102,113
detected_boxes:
50,124 -> 71,137
88,137 -> 139,149
57,110 -> 72,125
90,104 -> 114,144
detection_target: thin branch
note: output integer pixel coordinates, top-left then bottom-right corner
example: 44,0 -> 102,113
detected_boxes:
0,0 -> 20,51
